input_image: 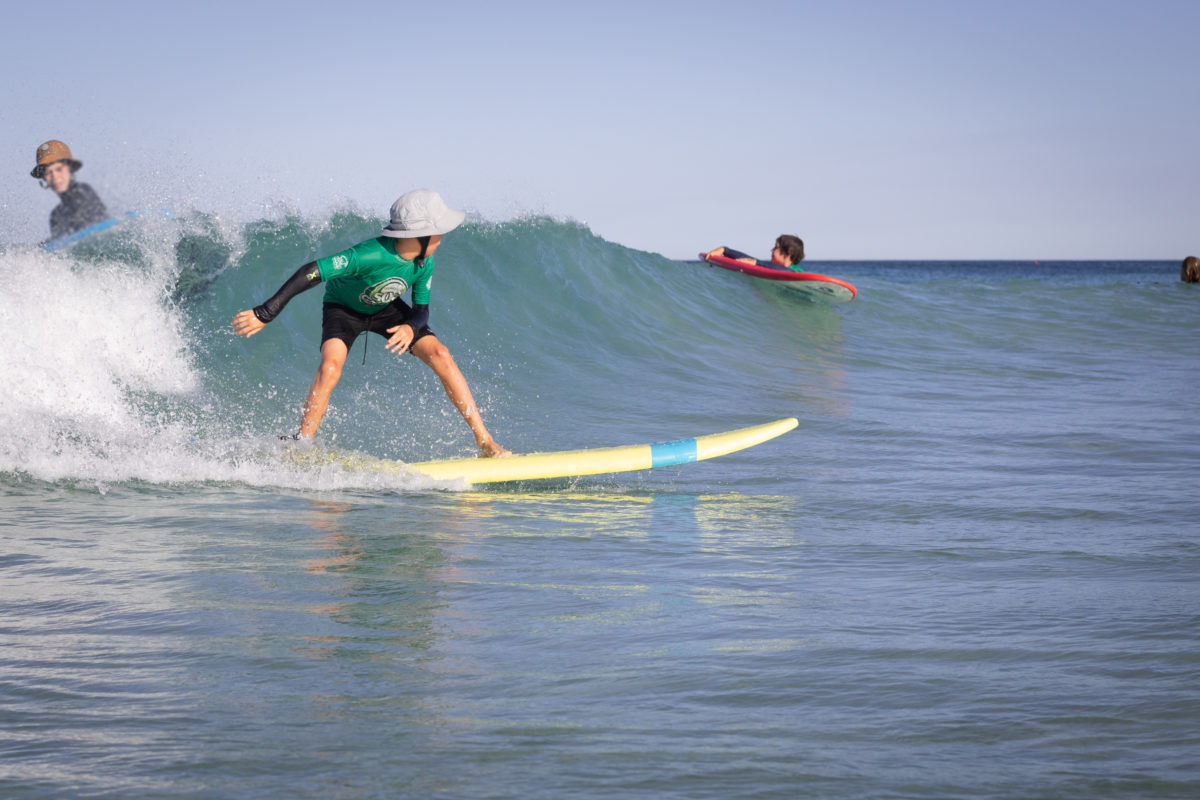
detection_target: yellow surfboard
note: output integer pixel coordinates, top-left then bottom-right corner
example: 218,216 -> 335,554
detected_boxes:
290,418 -> 798,485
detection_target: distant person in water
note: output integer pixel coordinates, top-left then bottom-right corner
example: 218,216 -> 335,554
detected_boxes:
231,189 -> 510,458
30,140 -> 109,241
1182,256 -> 1200,283
705,234 -> 805,270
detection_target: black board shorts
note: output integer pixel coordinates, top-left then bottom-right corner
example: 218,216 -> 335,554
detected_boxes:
321,301 -> 435,352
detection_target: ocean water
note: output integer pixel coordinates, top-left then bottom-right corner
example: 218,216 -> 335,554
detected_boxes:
1,211 -> 1197,799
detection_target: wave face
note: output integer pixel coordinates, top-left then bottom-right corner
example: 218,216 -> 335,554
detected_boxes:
0,210 -> 807,490
0,208 -> 1187,493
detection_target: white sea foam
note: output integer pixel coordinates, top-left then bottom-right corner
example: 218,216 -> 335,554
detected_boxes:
0,246 -> 405,490
0,247 -> 190,471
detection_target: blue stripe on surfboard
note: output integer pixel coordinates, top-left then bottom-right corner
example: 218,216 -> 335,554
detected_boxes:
43,218 -> 120,251
650,437 -> 698,467
42,210 -> 175,252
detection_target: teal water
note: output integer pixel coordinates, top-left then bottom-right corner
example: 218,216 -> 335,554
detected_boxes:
1,212 -> 1197,798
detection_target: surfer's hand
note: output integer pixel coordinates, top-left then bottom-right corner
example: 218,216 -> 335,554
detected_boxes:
479,439 -> 511,458
385,324 -> 414,355
232,309 -> 265,338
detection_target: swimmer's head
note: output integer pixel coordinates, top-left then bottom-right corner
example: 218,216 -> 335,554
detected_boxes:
31,139 -> 82,179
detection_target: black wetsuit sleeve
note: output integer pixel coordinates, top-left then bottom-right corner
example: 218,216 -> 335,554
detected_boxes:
721,247 -> 754,261
253,261 -> 322,323
407,303 -> 430,333
403,256 -> 432,333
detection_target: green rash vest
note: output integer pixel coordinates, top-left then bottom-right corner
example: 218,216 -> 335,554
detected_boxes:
315,237 -> 434,315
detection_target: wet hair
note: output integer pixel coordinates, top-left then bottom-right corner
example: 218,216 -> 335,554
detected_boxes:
1183,256 -> 1200,283
775,235 -> 805,265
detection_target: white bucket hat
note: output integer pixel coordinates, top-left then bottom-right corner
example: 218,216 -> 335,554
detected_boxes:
381,189 -> 466,238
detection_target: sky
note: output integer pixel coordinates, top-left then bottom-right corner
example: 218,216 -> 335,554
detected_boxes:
1,0 -> 1196,260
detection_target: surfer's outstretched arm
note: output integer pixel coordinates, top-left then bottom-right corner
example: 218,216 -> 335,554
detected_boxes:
231,261 -> 322,337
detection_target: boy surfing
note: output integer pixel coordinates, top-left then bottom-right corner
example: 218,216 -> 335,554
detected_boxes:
232,189 -> 510,457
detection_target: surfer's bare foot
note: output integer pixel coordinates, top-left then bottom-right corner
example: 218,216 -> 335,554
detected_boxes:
479,440 -> 511,458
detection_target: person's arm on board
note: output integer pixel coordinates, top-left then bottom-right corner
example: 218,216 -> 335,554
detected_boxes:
719,247 -> 757,264
704,246 -> 757,264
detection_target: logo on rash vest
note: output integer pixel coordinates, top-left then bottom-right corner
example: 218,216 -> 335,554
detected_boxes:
360,277 -> 409,306
331,254 -> 350,272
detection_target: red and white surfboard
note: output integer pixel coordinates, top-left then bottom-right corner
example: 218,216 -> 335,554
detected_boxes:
700,252 -> 857,302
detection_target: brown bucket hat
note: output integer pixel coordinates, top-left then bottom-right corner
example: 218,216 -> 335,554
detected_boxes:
31,139 -> 83,178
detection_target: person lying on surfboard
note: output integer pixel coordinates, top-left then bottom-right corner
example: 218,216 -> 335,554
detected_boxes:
231,189 -> 511,458
704,234 -> 805,271
30,139 -> 110,243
